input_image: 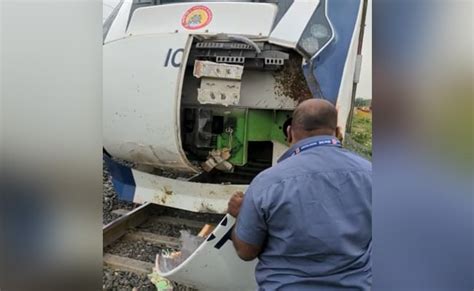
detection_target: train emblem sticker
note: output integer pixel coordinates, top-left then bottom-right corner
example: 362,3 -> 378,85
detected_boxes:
181,5 -> 212,30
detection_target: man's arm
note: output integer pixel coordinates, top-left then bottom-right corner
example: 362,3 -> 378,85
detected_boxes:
231,227 -> 262,261
227,191 -> 266,261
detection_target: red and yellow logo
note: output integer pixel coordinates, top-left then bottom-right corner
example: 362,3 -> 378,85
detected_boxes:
181,5 -> 212,30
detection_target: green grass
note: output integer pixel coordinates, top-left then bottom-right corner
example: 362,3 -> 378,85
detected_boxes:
344,110 -> 372,159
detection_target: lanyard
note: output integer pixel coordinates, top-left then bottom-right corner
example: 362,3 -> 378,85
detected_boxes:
292,138 -> 341,156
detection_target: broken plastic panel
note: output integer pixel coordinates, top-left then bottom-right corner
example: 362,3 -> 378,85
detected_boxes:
158,230 -> 206,272
154,214 -> 258,291
194,60 -> 244,107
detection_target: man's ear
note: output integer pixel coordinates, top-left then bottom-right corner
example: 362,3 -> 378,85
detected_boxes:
286,125 -> 293,144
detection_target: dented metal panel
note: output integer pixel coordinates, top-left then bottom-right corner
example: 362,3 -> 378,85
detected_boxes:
131,169 -> 247,213
103,34 -> 198,173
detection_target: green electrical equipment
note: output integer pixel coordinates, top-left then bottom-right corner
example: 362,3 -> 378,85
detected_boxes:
181,106 -> 292,174
217,109 -> 291,166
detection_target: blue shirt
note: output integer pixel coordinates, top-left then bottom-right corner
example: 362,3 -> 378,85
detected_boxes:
235,135 -> 372,290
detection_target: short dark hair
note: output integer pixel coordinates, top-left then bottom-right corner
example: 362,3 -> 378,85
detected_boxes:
291,99 -> 337,132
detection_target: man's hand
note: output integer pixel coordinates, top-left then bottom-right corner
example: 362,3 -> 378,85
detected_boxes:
227,191 -> 244,218
228,191 -> 263,261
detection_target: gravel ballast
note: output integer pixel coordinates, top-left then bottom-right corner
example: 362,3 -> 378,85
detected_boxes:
105,239 -> 165,264
103,267 -> 156,290
103,162 -> 155,290
103,162 -> 136,225
103,160 -> 224,290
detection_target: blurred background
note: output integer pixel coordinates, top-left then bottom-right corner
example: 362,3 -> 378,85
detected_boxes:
1,0 -> 472,290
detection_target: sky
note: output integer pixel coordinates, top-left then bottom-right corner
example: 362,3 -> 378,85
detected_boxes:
103,0 -> 372,100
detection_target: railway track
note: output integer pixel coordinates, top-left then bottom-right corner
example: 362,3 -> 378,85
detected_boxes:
103,202 -> 223,290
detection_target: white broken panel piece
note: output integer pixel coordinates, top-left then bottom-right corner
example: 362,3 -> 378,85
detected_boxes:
194,60 -> 244,106
193,60 -> 244,80
197,78 -> 241,106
